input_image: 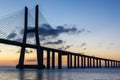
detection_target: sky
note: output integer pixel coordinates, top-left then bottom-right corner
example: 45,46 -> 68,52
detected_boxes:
0,0 -> 120,66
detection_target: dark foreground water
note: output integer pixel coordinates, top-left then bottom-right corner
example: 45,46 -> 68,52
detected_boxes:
0,66 -> 120,80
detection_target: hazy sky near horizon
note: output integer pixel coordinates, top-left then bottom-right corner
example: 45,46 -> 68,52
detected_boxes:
0,0 -> 120,65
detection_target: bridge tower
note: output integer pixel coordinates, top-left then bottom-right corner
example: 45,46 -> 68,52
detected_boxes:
16,5 -> 45,69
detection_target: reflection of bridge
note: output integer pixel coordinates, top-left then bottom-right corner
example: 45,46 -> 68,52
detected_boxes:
0,5 -> 120,69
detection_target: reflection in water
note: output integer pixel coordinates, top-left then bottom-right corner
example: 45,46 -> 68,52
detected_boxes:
18,69 -> 63,80
17,68 -> 120,80
0,67 -> 120,80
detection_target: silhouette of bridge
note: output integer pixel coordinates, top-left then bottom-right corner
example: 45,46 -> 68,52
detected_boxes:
0,5 -> 120,69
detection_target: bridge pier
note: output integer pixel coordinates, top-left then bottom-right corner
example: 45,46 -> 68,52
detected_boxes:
90,57 -> 92,68
108,61 -> 109,68
52,51 -> 55,69
16,7 -> 28,69
93,58 -> 95,68
77,56 -> 80,68
47,50 -> 50,69
105,60 -> 107,68
58,52 -> 62,69
115,61 -> 116,67
87,57 -> 89,68
81,56 -> 83,68
84,56 -> 86,68
67,54 -> 70,68
118,62 -> 119,67
16,5 -> 46,69
118,61 -> 120,67
116,61 -> 117,67
70,54 -> 72,68
113,61 -> 115,67
119,61 -> 120,67
114,61 -> 115,67
110,61 -> 113,68
96,59 -> 98,68
99,59 -> 101,68
117,61 -> 119,67
74,55 -> 76,68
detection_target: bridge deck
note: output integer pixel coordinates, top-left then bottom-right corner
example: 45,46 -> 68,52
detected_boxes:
0,38 -> 118,61
0,38 -> 120,69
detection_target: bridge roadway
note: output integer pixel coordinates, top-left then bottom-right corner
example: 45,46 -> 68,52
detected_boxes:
0,38 -> 120,69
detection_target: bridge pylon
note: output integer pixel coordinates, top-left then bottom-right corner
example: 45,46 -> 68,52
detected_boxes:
16,5 -> 45,69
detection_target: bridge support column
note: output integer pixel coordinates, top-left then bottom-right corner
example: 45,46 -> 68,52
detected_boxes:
119,61 -> 120,67
112,61 -> 114,68
116,61 -> 118,67
108,61 -> 110,68
105,60 -> 107,68
35,5 -> 44,68
93,58 -> 95,68
67,54 -> 70,68
89,58 -> 92,68
116,61 -> 117,67
74,55 -> 76,68
115,61 -> 116,67
87,57 -> 89,68
118,61 -> 120,67
47,50 -> 50,69
77,56 -> 80,68
70,54 -> 72,68
52,51 -> 55,69
84,56 -> 86,68
17,5 -> 45,69
81,56 -> 83,68
99,59 -> 101,68
113,61 -> 115,67
96,59 -> 98,68
111,61 -> 112,68
17,7 -> 28,68
58,52 -> 62,69
117,61 -> 118,67
118,62 -> 119,67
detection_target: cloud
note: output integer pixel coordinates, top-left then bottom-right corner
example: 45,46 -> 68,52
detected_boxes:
16,49 -> 33,54
39,24 -> 79,38
83,48 -> 87,50
15,38 -> 22,42
26,58 -> 47,62
25,50 -> 33,54
6,24 -> 90,47
19,24 -> 84,38
25,49 -> 31,53
6,23 -> 90,42
80,43 -> 86,47
43,39 -> 64,45
7,32 -> 17,39
110,43 -> 114,46
64,45 -> 72,50
40,37 -> 46,41
58,45 -> 73,50
26,59 -> 36,62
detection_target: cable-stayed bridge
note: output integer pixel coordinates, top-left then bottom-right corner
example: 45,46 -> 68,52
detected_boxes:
0,5 -> 120,69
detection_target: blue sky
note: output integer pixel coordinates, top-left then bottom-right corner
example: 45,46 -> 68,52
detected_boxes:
0,0 -> 120,26
0,0 -> 120,65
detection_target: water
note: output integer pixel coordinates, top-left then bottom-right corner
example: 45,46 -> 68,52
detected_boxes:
0,66 -> 120,80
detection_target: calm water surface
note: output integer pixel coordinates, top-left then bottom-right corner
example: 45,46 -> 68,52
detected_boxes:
0,66 -> 120,80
